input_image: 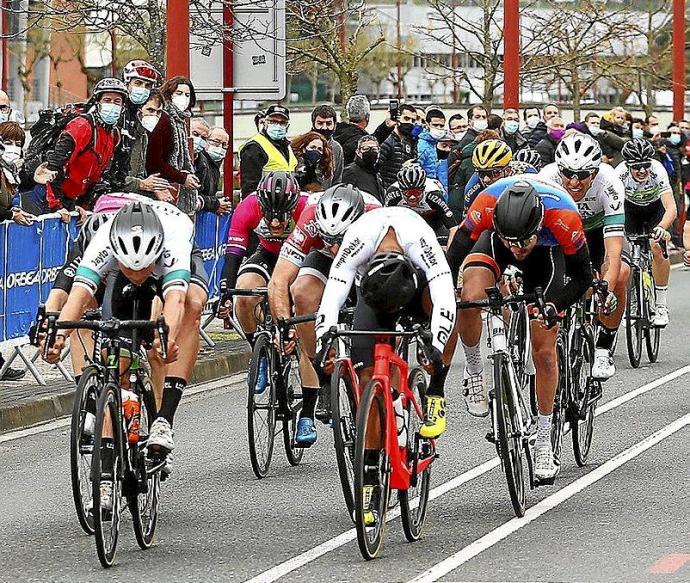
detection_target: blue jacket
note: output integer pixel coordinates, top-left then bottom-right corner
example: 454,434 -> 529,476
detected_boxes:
436,159 -> 449,197
417,130 -> 439,179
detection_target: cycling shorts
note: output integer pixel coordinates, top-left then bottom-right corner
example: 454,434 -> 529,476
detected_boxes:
190,246 -> 210,296
585,226 -> 630,274
625,199 -> 664,236
237,245 -> 278,282
297,249 -> 333,285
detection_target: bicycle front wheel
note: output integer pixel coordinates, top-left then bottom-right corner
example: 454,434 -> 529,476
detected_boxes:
354,379 -> 390,560
644,274 -> 660,362
282,354 -> 304,466
247,335 -> 277,479
625,272 -> 644,368
571,329 -> 596,467
551,334 -> 568,471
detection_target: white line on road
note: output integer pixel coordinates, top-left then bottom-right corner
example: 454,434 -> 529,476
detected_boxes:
408,413 -> 690,583
242,365 -> 690,583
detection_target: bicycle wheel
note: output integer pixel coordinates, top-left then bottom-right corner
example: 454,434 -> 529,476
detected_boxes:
644,274 -> 660,362
282,354 -> 304,466
70,366 -> 100,535
247,335 -> 277,479
399,367 -> 431,543
571,328 -> 596,467
551,334 -> 568,471
354,379 -> 390,560
625,271 -> 644,368
493,355 -> 527,517
92,383 -> 123,568
331,360 -> 359,521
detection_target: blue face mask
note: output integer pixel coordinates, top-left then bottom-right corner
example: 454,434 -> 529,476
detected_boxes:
99,102 -> 122,125
632,128 -> 644,139
207,146 -> 226,162
266,123 -> 287,141
129,87 -> 150,105
193,135 -> 207,153
411,124 -> 424,139
669,134 -> 681,146
504,120 -> 520,135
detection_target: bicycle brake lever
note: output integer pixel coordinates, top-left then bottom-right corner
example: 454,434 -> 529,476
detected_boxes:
157,316 -> 169,361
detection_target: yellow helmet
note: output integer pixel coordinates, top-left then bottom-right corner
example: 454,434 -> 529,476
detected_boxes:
472,139 -> 513,170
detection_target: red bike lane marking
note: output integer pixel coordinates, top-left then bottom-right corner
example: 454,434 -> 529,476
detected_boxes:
649,554 -> 690,574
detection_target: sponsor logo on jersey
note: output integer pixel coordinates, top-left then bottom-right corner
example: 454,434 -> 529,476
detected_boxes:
92,249 -> 109,267
335,237 -> 364,268
419,236 -> 438,268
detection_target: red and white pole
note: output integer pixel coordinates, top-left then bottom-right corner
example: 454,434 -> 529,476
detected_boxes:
503,0 -> 520,110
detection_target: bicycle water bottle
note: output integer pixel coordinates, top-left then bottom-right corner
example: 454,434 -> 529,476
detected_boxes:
121,388 -> 141,445
642,271 -> 653,302
393,394 -> 409,448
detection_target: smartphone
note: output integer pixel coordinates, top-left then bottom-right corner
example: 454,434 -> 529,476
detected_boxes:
389,98 -> 399,121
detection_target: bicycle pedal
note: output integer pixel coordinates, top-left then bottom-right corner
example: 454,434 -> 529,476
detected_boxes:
484,431 -> 496,444
534,476 -> 556,487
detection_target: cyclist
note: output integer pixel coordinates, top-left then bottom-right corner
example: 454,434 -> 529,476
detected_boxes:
268,184 -> 380,445
447,177 -> 592,481
514,147 -> 544,170
463,139 -> 513,215
615,138 -> 676,327
314,206 -> 457,440
383,162 -> 457,244
539,133 -> 627,379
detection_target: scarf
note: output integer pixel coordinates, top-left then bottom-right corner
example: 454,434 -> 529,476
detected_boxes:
164,102 -> 196,213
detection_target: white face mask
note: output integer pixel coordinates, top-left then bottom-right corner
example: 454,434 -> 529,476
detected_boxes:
140,114 -> 160,133
0,111 -> 9,123
2,144 -> 21,164
429,127 -> 446,140
452,129 -> 467,142
473,118 -> 488,131
172,94 -> 190,112
526,115 -> 540,129
649,124 -> 660,135
587,124 -> 604,136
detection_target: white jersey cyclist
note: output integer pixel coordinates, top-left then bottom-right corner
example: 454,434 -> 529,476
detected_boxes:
316,206 -> 456,354
615,159 -> 672,206
75,196 -> 194,297
540,162 -> 625,237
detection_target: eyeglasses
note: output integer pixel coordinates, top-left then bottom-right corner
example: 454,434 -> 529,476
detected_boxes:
629,162 -> 651,171
560,168 -> 596,181
360,146 -> 379,153
207,138 -> 229,148
478,167 -> 506,180
0,105 -> 10,113
499,234 -> 537,249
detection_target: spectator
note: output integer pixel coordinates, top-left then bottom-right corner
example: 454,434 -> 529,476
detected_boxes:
524,106 -> 547,147
435,131 -> 457,195
195,126 -> 232,214
448,113 -> 468,141
0,89 -> 24,124
291,131 -> 333,192
665,123 -> 686,244
632,118 -> 645,139
238,103 -> 296,197
535,115 -> 565,166
310,104 -> 343,186
376,103 -> 419,189
600,106 -> 630,140
487,113 -> 503,131
455,105 -> 488,150
0,122 -> 34,225
500,108 -> 527,153
645,114 -> 660,137
342,135 -> 385,201
583,111 -> 627,166
679,119 -> 690,138
334,95 -> 370,166
417,107 -> 446,179
543,103 -> 560,122
253,110 -> 266,132
146,75 -> 201,213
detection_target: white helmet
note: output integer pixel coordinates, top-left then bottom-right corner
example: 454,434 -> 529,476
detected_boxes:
555,133 -> 602,172
109,202 -> 164,270
315,184 -> 365,244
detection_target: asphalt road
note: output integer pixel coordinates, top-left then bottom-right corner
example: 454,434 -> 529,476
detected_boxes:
1,266 -> 689,583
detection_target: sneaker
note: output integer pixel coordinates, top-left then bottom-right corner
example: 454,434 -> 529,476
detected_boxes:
463,368 -> 489,417
419,396 -> 447,439
99,480 -> 114,515
534,439 -> 558,482
362,485 -> 377,526
254,356 -> 269,394
0,367 -> 26,381
591,348 -> 615,380
147,417 -> 175,452
295,417 -> 317,447
652,305 -> 669,327
314,384 -> 332,425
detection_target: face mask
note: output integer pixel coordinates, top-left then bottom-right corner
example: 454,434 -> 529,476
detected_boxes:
649,124 -> 660,135
411,124 -> 424,139
473,118 -> 488,131
669,134 -> 681,146
398,122 -> 414,136
549,128 -> 566,141
129,87 -> 150,105
207,146 -> 227,162
1,144 -> 21,164
314,127 -> 334,141
172,94 -> 190,112
452,130 -> 467,142
360,150 -> 379,167
526,115 -> 540,129
193,135 -> 207,153
587,124 -> 603,136
0,111 -> 9,123
304,149 -> 322,166
503,120 -> 519,135
140,114 -> 159,133
266,123 -> 287,141
632,127 -> 644,139
99,102 -> 122,125
436,149 -> 450,160
429,128 -> 446,140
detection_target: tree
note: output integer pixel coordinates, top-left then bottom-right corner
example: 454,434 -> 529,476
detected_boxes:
358,37 -> 415,100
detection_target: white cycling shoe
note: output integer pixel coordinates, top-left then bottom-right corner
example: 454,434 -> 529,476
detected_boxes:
652,305 -> 669,327
99,480 -> 114,514
534,439 -> 559,482
147,418 -> 175,452
463,369 -> 489,417
591,348 -> 615,380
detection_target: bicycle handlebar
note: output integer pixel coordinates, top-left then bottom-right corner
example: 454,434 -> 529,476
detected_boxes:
223,287 -> 268,297
456,286 -> 544,311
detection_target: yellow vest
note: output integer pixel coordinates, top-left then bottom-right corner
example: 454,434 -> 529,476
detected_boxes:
242,133 -> 297,173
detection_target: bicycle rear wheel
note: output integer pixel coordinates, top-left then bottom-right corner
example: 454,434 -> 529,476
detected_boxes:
571,329 -> 596,467
625,272 -> 644,368
282,354 -> 304,466
92,384 -> 123,568
354,379 -> 390,560
399,367 -> 431,542
644,275 -> 660,362
494,355 -> 527,517
331,360 -> 359,521
70,366 -> 100,535
247,335 -> 277,479
551,334 -> 568,470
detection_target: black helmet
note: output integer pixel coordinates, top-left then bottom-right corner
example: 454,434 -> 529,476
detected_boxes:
513,148 -> 542,169
622,138 -> 655,165
397,162 -> 426,190
360,252 -> 418,313
493,180 -> 544,243
78,212 -> 112,248
315,183 -> 365,243
109,202 -> 164,270
256,171 -> 300,221
92,77 -> 129,101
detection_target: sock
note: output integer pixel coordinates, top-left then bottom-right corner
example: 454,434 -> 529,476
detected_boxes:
245,332 -> 255,348
596,325 -> 617,351
655,286 -> 668,307
301,386 -> 319,419
427,365 -> 450,398
100,437 -> 114,477
537,413 -> 552,439
461,340 -> 482,375
158,377 -> 187,426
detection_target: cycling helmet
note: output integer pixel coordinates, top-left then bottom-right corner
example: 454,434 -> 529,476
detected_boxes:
315,183 -> 365,243
493,180 -> 544,243
513,148 -> 542,169
397,163 -> 426,190
555,133 -> 601,171
622,138 -> 655,165
77,213 -> 112,248
472,139 -> 512,170
92,77 -> 129,100
122,60 -> 159,84
360,252 -> 419,314
109,202 -> 165,270
508,160 -> 538,176
256,171 -> 300,221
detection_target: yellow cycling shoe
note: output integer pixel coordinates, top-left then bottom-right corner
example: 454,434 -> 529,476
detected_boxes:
362,485 -> 377,526
419,396 -> 447,439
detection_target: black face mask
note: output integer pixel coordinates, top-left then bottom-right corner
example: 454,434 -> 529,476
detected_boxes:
398,122 -> 414,136
314,127 -> 334,141
360,150 -> 379,167
436,149 -> 450,160
304,149 -> 323,167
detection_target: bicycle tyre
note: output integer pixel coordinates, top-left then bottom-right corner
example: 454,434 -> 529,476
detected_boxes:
625,271 -> 643,368
282,355 -> 304,466
644,274 -> 660,363
331,360 -> 359,521
70,366 -> 100,535
399,367 -> 431,542
551,334 -> 568,470
508,306 -> 536,416
92,383 -> 123,568
572,328 -> 596,467
354,379 -> 390,560
493,355 -> 527,517
247,335 -> 277,479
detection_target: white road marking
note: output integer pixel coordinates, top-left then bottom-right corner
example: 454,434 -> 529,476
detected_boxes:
242,365 -> 690,583
408,413 -> 690,583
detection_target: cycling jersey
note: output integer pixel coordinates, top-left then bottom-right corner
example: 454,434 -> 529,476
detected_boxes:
280,191 -> 381,268
383,177 -> 456,232
464,160 -> 538,215
615,159 -> 672,206
74,199 -> 194,297
539,162 -> 625,237
316,207 -> 456,353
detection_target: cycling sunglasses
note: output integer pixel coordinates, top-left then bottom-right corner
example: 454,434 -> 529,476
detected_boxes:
629,162 -> 651,171
560,168 -> 596,181
320,232 -> 343,247
499,233 -> 538,249
478,167 -> 506,180
404,188 -> 424,198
